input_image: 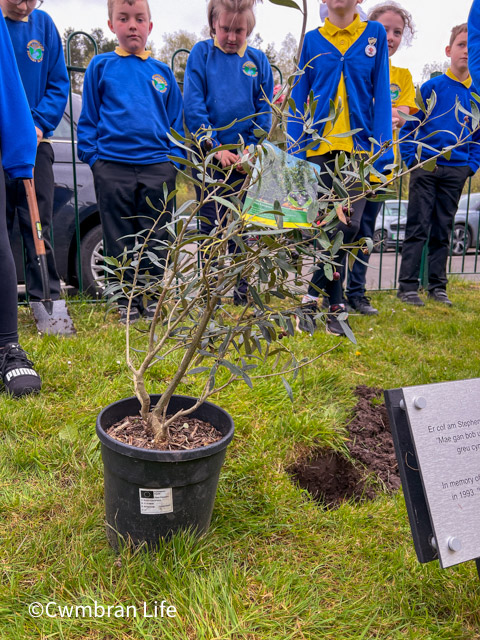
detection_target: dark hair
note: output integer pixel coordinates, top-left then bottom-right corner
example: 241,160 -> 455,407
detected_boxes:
108,0 -> 151,22
450,23 -> 467,47
368,1 -> 415,47
207,0 -> 261,38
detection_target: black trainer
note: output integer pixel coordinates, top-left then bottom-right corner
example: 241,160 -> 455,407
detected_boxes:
295,300 -> 318,334
118,306 -> 141,325
143,303 -> 157,320
233,279 -> 249,306
0,343 -> 41,398
347,295 -> 378,316
233,290 -> 248,306
326,304 -> 353,338
428,289 -> 452,306
397,290 -> 425,307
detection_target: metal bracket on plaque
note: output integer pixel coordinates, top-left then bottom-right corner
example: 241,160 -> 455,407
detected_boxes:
385,379 -> 480,580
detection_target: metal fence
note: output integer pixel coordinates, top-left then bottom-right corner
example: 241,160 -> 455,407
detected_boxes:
366,175 -> 480,292
20,36 -> 478,301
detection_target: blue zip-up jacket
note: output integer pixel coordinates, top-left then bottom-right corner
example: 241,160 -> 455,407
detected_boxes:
287,21 -> 394,173
0,13 -> 37,178
183,39 -> 273,147
400,73 -> 480,173
78,52 -> 186,168
4,9 -> 69,139
469,0 -> 480,90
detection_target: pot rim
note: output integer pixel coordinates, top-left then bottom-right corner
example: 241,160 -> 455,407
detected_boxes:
96,394 -> 234,462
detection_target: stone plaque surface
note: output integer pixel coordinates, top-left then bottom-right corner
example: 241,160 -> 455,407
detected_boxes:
402,378 -> 480,568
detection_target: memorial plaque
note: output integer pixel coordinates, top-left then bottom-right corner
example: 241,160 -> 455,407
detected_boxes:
401,378 -> 480,568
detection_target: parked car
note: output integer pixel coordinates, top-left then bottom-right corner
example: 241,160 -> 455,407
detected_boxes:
372,199 -> 408,253
11,94 -> 105,297
387,192 -> 480,256
450,192 -> 480,255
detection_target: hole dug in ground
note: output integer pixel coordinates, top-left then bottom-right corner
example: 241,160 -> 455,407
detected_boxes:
289,385 -> 401,509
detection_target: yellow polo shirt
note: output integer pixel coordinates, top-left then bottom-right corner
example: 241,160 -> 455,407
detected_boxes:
115,46 -> 151,60
307,14 -> 367,158
1,9 -> 27,21
214,37 -> 247,57
390,62 -> 418,166
446,67 -> 472,88
390,63 -> 417,110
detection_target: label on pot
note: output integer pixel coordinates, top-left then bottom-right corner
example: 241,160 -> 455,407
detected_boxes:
139,488 -> 173,515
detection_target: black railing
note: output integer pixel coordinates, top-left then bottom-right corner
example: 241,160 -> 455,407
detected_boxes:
17,35 -> 478,301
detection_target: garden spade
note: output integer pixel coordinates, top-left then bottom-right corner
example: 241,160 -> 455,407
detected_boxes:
23,178 -> 76,335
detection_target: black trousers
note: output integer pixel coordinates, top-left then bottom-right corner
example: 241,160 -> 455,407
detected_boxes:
346,199 -> 383,300
5,141 -> 60,301
0,160 -> 19,347
398,165 -> 471,292
194,162 -> 248,298
92,159 -> 177,309
308,153 -> 366,304
194,163 -> 246,254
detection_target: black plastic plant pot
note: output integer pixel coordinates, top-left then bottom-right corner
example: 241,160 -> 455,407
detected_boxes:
96,394 -> 234,550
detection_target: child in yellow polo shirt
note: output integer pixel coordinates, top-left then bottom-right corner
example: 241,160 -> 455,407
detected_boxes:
346,1 -> 417,315
288,0 -> 393,337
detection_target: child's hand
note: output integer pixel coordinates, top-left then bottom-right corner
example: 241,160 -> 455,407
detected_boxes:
235,150 -> 251,174
392,106 -> 409,130
35,126 -> 43,145
215,149 -> 240,168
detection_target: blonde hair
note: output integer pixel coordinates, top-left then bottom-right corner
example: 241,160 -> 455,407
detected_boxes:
207,0 -> 261,38
368,1 -> 415,47
108,0 -> 151,22
450,23 -> 467,47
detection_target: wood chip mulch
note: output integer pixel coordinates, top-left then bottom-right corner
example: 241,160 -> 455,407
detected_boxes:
105,414 -> 223,451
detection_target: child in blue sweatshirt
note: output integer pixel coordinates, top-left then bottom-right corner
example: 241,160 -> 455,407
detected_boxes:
288,0 -> 393,337
78,0 -> 185,323
0,0 -> 69,304
183,0 -> 273,306
0,12 -> 41,397
398,23 -> 480,307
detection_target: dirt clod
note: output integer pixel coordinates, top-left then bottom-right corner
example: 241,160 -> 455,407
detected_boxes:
289,385 -> 400,508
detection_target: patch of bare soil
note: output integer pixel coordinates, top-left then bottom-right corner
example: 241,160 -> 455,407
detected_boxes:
290,450 -> 377,506
289,385 -> 400,508
106,415 -> 223,451
346,385 -> 400,493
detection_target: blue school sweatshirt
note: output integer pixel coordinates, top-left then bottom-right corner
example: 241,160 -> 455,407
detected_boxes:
0,13 -> 37,178
287,20 -> 394,173
3,9 -> 69,139
469,0 -> 480,89
400,73 -> 480,172
183,39 -> 273,146
77,52 -> 185,168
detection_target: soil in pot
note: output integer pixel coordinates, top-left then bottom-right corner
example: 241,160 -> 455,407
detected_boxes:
289,385 -> 401,509
106,414 -> 223,450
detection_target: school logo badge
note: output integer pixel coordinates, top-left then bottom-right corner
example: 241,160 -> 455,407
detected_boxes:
152,74 -> 167,93
27,40 -> 44,63
365,37 -> 377,58
242,61 -> 258,78
390,83 -> 401,102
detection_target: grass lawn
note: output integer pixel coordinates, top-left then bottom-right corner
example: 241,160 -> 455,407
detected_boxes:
2,280 -> 480,639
